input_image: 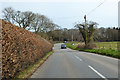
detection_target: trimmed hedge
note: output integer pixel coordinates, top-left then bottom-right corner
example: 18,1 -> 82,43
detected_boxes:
1,20 -> 52,78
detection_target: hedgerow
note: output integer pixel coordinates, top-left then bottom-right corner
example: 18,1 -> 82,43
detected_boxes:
2,19 -> 52,78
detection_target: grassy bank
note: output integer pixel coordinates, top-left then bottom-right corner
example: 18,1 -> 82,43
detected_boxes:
65,42 -> 120,59
16,51 -> 53,79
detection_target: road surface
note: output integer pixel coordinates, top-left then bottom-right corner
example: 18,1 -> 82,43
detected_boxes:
30,43 -> 119,79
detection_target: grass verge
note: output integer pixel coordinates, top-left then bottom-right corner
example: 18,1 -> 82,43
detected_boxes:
15,51 -> 53,79
65,43 -> 120,59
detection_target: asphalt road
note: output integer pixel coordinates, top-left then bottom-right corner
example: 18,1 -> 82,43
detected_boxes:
30,43 -> 119,79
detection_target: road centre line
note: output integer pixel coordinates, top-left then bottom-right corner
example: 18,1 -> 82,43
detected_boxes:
88,65 -> 108,80
75,55 -> 108,80
75,56 -> 83,61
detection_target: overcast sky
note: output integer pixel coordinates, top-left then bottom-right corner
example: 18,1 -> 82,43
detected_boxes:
0,0 -> 119,29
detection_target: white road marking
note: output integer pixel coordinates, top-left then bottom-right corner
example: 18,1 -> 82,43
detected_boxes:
75,56 -> 83,61
88,65 -> 108,80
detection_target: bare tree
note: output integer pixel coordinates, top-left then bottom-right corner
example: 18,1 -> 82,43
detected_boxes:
2,7 -> 15,24
75,15 -> 98,48
31,14 -> 41,34
12,11 -> 24,27
21,11 -> 35,29
2,7 -> 36,30
2,7 -> 60,35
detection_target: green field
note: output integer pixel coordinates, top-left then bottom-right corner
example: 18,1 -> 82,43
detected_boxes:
65,42 -> 120,59
94,42 -> 118,50
66,42 -> 118,50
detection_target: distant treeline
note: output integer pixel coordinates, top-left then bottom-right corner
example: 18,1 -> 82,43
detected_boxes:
94,27 -> 119,42
46,27 -> 119,42
2,7 -> 120,42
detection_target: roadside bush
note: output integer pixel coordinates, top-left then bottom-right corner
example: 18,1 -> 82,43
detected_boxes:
1,19 -> 52,78
77,43 -> 96,49
77,43 -> 85,49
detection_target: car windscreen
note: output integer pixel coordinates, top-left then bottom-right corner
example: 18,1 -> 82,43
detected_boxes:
61,44 -> 66,47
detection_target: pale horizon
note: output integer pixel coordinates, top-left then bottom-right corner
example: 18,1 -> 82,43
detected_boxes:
1,0 -> 119,29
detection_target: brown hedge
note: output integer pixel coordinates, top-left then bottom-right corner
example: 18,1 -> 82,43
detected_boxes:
1,20 -> 52,78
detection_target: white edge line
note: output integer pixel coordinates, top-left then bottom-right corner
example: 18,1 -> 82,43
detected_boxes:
88,65 -> 108,80
75,56 -> 82,61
